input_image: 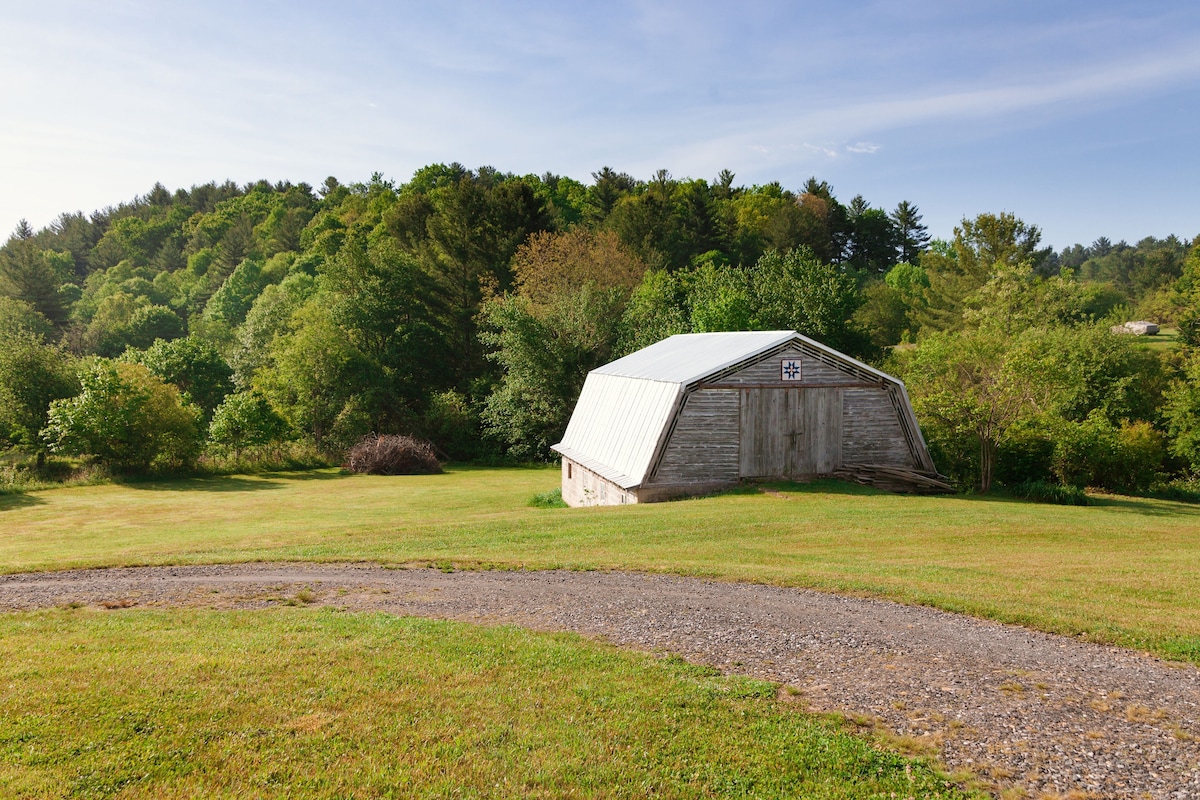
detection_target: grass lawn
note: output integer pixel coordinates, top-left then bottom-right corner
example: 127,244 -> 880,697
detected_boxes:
3,466 -> 1200,662
1136,325 -> 1181,352
0,607 -> 974,799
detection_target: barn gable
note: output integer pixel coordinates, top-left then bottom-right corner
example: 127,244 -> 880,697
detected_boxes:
552,331 -> 945,506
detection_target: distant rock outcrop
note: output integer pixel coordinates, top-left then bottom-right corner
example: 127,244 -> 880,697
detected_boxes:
1110,320 -> 1160,335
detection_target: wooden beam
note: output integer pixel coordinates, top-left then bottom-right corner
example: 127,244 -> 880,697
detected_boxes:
696,382 -> 884,389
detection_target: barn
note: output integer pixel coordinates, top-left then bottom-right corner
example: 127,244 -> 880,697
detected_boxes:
551,330 -> 949,506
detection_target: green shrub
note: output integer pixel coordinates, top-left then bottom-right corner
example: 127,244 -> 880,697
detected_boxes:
529,487 -> 567,508
1050,413 -> 1163,494
1008,480 -> 1090,506
994,422 -> 1055,486
1111,420 -> 1166,493
421,390 -> 484,461
208,390 -> 290,454
197,441 -> 330,475
1148,477 -> 1200,504
1177,307 -> 1200,347
1165,351 -> 1200,471
43,361 -> 201,471
0,451 -> 109,493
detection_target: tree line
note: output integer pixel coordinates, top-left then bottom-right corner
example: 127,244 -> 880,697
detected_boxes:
1,165 -> 1198,497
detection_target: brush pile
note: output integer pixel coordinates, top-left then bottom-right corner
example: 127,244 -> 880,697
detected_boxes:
344,434 -> 442,475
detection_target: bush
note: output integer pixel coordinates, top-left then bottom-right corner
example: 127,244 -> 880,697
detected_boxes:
343,434 -> 441,475
43,361 -> 201,471
0,450 -> 109,493
1165,351 -> 1200,471
1008,480 -> 1090,506
1148,477 -> 1200,504
529,488 -> 567,508
208,390 -> 291,454
421,390 -> 484,461
1050,413 -> 1163,494
994,422 -> 1055,486
198,440 -> 330,475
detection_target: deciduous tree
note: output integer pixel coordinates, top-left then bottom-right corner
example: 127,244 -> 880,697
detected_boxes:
207,390 -> 290,454
750,248 -> 868,357
917,212 -> 1051,331
0,309 -> 77,461
127,336 -> 234,421
43,361 -> 200,469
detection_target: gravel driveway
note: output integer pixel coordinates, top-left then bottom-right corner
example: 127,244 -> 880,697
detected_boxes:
2,563 -> 1198,798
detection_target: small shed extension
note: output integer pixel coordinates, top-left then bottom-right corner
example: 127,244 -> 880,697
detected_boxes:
551,330 -> 948,506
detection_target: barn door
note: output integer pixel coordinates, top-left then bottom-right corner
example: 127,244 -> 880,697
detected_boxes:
739,388 -> 843,478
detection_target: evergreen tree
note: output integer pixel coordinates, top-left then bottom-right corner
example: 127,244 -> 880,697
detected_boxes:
586,167 -> 638,222
890,201 -> 930,263
0,221 -> 72,326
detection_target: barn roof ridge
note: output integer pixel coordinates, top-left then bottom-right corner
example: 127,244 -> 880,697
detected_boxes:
593,330 -> 895,388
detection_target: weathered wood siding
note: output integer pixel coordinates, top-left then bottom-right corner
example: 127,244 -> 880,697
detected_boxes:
739,387 -> 843,477
559,332 -> 937,504
806,388 -> 843,474
841,387 -> 914,466
651,389 -> 740,485
716,346 -> 866,386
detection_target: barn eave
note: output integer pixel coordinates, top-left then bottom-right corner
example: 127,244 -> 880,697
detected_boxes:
550,444 -> 641,490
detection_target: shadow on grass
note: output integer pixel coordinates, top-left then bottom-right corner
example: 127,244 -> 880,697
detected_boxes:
254,470 -> 347,482
0,492 -> 46,511
720,479 -> 889,498
119,469 -> 353,493
119,475 -> 287,493
950,489 -> 1200,518
1086,495 -> 1200,518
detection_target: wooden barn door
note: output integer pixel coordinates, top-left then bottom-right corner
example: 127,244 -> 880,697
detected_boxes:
739,388 -> 843,478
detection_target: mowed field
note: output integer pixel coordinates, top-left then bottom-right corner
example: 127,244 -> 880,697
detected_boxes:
3,466 -> 1200,662
1,608 -> 979,799
0,469 -> 1001,798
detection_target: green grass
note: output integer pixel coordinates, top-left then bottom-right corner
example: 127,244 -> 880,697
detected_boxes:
529,486 -> 568,508
0,607 -> 974,798
4,467 -> 1200,662
1136,325 -> 1181,352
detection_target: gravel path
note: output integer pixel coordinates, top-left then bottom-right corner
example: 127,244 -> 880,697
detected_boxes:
2,563 -> 1198,798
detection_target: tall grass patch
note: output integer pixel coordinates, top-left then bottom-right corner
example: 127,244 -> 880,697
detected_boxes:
0,608 -> 974,799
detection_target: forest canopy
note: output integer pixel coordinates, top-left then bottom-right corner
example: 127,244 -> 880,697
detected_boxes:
1,166 -> 1197,497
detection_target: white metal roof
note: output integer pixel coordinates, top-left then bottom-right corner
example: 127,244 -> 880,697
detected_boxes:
593,330 -> 795,385
552,330 -> 903,488
553,372 -> 680,488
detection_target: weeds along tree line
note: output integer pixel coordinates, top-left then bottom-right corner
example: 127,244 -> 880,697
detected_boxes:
2,165 -> 1199,495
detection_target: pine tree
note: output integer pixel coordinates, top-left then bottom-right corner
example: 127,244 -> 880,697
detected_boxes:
0,220 -> 70,326
890,201 -> 931,263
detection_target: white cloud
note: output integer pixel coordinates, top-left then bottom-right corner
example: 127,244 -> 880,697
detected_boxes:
640,35 -> 1200,184
803,143 -> 839,159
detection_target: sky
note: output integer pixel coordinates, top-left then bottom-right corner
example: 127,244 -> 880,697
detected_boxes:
2,0 -> 1199,251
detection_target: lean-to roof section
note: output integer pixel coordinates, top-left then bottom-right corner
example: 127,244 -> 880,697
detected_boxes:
552,372 -> 680,489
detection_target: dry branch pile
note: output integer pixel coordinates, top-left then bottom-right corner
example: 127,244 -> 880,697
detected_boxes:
343,434 -> 443,475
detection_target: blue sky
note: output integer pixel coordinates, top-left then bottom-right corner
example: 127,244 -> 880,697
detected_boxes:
3,1 -> 1198,251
